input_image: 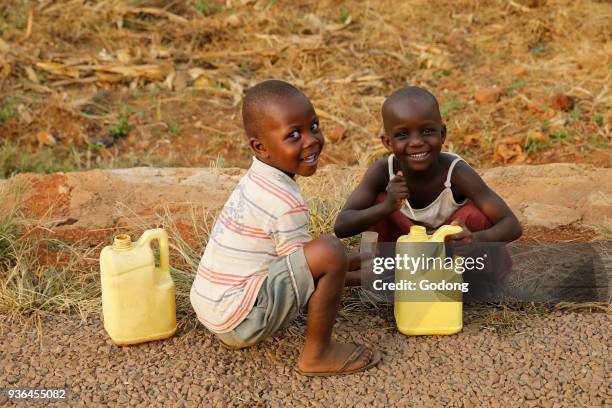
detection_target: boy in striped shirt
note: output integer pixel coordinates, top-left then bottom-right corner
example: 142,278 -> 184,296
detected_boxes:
190,80 -> 380,376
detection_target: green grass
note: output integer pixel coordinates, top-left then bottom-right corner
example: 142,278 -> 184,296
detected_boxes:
0,140 -> 173,179
440,101 -> 464,119
339,8 -> 351,24
550,130 -> 569,141
14,17 -> 26,30
195,0 -> 212,16
109,105 -> 130,139
212,80 -> 230,90
593,113 -> 604,127
195,0 -> 222,16
506,78 -> 525,95
0,98 -> 13,123
0,142 -> 72,178
570,105 -> 581,121
525,139 -> 548,153
168,121 -> 180,136
0,201 -> 19,261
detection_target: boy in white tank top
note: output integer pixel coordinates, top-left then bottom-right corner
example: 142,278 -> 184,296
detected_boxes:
334,87 -> 522,284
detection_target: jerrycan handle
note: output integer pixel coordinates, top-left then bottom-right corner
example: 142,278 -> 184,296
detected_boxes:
137,228 -> 169,273
431,224 -> 463,242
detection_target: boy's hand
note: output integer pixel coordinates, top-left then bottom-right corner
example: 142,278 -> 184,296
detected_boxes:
384,171 -> 409,212
446,220 -> 474,244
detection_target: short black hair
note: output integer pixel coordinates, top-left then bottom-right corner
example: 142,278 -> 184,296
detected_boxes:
382,86 -> 441,123
242,80 -> 304,139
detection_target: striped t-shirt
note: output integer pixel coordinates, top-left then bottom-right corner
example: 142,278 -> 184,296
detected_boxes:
190,157 -> 311,333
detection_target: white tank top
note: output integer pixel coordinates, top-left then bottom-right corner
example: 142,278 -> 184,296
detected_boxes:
388,153 -> 468,228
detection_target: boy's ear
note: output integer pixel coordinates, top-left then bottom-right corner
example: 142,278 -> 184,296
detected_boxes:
249,137 -> 268,158
441,123 -> 447,144
380,133 -> 393,152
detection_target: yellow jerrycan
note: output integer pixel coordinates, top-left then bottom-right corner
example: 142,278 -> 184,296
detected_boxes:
394,224 -> 463,335
100,228 -> 177,345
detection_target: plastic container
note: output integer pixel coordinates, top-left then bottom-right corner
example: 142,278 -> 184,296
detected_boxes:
394,224 -> 463,335
100,228 -> 176,345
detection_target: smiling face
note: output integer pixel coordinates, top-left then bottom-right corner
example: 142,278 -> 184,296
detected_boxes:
381,92 -> 446,173
249,93 -> 324,178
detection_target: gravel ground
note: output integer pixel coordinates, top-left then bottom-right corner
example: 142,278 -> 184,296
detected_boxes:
1,311 -> 610,407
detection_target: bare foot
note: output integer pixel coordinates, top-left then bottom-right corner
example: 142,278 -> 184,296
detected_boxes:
298,341 -> 374,374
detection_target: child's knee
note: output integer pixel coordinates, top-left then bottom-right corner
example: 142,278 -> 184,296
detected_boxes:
317,235 -> 347,266
450,204 -> 491,231
305,235 -> 348,271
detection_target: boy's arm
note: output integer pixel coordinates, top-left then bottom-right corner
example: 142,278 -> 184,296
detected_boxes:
334,159 -> 403,238
452,162 -> 522,242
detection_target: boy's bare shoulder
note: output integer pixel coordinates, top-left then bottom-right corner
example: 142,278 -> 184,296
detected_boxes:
451,159 -> 490,194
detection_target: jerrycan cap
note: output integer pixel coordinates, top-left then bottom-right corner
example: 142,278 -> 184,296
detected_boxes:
408,225 -> 429,240
112,234 -> 133,251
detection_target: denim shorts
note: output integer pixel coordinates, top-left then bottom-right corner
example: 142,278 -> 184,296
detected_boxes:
215,247 -> 315,349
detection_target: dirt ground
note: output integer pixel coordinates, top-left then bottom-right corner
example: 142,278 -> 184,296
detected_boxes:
0,0 -> 610,175
1,311 -> 610,407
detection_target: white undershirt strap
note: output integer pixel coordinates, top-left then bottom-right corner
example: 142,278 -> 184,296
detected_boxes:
444,157 -> 463,188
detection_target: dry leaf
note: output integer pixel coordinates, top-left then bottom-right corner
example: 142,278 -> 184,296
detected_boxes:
493,143 -> 523,163
526,130 -> 547,143
225,14 -> 241,28
174,71 -> 189,91
328,123 -> 347,143
527,98 -> 545,113
188,68 -> 207,80
25,66 -> 39,83
462,133 -> 481,146
17,104 -> 33,124
95,72 -> 123,82
25,9 -> 33,39
0,62 -> 10,79
474,87 -> 501,104
36,61 -> 80,78
193,77 -> 211,90
499,135 -> 524,145
36,131 -> 57,146
116,49 -> 131,64
511,66 -> 527,77
543,109 -> 556,119
0,38 -> 9,53
550,93 -> 575,111
163,71 -> 176,90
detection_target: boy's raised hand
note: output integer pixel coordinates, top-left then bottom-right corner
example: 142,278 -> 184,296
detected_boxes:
384,171 -> 410,212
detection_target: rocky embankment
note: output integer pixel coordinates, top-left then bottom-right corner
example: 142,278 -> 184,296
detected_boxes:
0,163 -> 610,243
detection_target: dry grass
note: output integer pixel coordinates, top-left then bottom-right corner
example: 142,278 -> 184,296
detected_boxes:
594,218 -> 612,241
0,188 -> 102,321
0,138 -> 172,178
0,0 -> 610,176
